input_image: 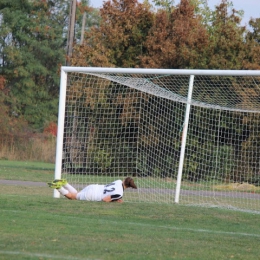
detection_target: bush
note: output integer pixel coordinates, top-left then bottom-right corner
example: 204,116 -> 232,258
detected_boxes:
0,133 -> 56,163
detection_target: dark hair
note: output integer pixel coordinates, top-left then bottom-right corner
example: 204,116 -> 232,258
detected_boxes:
124,177 -> 137,189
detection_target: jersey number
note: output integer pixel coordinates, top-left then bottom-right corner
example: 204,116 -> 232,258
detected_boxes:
103,183 -> 115,194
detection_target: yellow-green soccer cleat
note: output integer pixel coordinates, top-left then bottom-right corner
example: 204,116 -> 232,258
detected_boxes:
53,179 -> 67,186
47,182 -> 63,189
47,179 -> 67,189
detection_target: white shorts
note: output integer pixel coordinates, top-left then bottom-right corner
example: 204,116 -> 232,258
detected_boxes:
76,184 -> 104,201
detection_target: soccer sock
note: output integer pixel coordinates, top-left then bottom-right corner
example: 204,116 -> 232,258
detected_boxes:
64,183 -> 78,193
57,187 -> 69,196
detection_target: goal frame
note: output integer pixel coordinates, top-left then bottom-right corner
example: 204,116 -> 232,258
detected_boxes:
54,67 -> 260,202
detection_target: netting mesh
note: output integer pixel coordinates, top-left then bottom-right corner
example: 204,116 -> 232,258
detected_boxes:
59,70 -> 260,213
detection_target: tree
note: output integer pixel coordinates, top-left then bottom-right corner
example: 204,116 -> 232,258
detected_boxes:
140,0 -> 209,69
206,0 -> 246,69
0,0 -> 68,129
243,18 -> 260,70
71,0 -> 154,68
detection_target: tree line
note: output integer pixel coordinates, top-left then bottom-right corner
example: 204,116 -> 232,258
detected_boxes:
0,0 -> 259,132
1,0 -> 260,173
0,0 -> 96,132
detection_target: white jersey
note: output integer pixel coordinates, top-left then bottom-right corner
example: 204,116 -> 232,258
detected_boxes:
76,180 -> 123,201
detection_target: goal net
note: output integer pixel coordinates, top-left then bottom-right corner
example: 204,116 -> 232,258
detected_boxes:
55,67 -> 260,213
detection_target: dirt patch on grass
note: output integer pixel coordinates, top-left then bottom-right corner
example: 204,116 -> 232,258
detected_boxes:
214,182 -> 260,193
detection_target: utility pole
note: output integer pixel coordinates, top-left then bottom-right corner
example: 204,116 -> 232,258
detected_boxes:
66,0 -> 77,65
80,12 -> 87,45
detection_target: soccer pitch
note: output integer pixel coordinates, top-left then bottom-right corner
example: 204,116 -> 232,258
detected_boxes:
0,160 -> 260,260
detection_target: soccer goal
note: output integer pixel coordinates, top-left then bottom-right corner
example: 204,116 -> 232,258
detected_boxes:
55,67 -> 260,213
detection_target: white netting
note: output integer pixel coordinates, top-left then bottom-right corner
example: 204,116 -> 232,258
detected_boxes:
58,69 -> 260,213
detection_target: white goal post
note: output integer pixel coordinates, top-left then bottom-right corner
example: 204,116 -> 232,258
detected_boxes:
55,66 -> 260,213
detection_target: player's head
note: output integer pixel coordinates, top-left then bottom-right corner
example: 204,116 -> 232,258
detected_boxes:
124,177 -> 137,189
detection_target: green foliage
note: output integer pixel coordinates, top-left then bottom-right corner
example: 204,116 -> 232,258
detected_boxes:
94,149 -> 113,172
243,18 -> 260,69
0,0 -> 67,129
1,0 -> 259,132
207,0 -> 246,69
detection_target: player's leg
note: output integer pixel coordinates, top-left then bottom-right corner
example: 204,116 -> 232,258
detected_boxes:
63,191 -> 77,200
47,180 -> 78,200
63,183 -> 78,193
52,179 -> 78,193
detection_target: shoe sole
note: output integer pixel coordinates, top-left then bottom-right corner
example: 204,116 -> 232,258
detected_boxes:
47,182 -> 62,189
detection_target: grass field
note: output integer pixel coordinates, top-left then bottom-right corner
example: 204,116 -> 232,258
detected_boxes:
1,160 -> 260,260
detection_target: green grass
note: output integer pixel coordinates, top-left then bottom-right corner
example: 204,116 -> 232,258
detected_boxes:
1,160 -> 260,259
0,160 -> 54,182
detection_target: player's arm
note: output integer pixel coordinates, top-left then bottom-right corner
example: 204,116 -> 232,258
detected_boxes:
102,194 -> 122,202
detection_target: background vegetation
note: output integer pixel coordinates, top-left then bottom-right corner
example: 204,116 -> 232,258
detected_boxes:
0,0 -> 260,168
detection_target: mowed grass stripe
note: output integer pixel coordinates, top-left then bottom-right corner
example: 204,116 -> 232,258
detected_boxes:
0,250 -> 96,260
1,208 -> 260,239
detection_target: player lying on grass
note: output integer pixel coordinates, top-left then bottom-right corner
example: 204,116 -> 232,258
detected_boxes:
48,177 -> 137,202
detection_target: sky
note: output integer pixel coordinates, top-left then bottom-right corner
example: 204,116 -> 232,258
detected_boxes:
89,0 -> 260,27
